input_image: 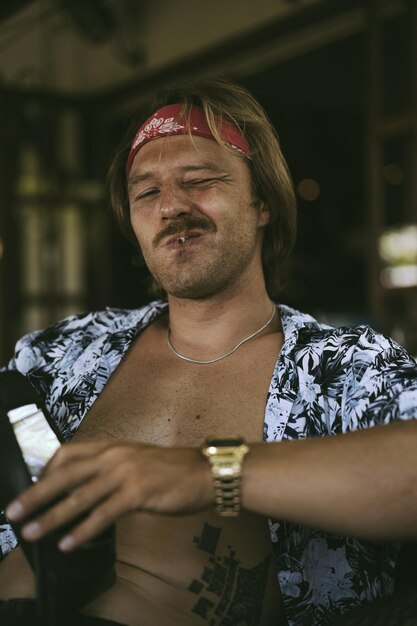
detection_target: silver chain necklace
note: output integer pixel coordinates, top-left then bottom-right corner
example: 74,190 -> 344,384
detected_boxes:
167,305 -> 276,365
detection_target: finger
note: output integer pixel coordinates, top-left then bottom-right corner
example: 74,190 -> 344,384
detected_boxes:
44,439 -> 115,474
6,456 -> 100,522
20,473 -> 119,542
58,490 -> 132,552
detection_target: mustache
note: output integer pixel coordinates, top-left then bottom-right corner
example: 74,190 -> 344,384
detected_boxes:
152,217 -> 216,248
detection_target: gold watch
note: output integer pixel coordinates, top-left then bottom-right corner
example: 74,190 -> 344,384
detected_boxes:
201,437 -> 250,517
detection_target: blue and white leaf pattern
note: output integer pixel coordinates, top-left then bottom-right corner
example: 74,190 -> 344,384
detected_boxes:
1,301 -> 416,625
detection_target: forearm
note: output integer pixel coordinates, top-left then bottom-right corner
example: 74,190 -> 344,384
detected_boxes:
241,420 -> 417,540
6,422 -> 417,551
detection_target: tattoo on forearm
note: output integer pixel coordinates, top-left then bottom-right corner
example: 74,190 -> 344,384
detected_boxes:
188,522 -> 271,625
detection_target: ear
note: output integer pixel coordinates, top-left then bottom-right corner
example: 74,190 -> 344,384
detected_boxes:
257,201 -> 270,227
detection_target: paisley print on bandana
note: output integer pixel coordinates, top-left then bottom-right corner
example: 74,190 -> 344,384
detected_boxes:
131,116 -> 185,152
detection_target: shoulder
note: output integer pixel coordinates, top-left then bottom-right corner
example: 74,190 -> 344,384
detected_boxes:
298,323 -> 415,378
280,304 -> 413,369
277,305 -> 417,431
21,303 -> 162,342
279,304 -> 416,401
7,301 -> 167,376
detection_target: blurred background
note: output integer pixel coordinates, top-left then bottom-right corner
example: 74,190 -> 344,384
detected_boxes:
0,0 -> 416,363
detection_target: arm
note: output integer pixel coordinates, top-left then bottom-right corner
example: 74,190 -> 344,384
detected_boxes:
243,419 -> 417,539
5,419 -> 417,552
5,323 -> 417,550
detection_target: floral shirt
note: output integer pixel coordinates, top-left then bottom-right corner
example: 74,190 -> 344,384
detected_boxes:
1,301 -> 417,625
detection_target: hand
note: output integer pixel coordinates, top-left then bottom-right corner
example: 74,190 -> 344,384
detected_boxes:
5,439 -> 213,552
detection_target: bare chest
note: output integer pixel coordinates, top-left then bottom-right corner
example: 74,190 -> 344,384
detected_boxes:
1,324 -> 286,624
75,329 -> 283,447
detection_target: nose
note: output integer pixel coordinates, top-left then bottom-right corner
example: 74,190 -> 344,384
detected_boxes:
158,182 -> 193,219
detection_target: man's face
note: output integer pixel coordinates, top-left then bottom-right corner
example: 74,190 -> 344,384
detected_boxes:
127,135 -> 269,300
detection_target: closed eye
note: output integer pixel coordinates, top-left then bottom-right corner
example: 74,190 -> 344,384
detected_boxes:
184,176 -> 227,188
134,187 -> 159,201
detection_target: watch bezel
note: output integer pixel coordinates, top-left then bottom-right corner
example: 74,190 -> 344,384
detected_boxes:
203,437 -> 245,449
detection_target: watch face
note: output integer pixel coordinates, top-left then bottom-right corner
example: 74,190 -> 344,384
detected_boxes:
207,438 -> 244,447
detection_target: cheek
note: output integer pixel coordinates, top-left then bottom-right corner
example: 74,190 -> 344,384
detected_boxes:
129,219 -> 149,255
130,208 -> 150,239
129,206 -> 137,231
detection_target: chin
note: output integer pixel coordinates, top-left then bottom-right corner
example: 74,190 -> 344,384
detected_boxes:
152,255 -> 254,300
154,274 -> 218,299
161,276 -> 244,301
163,284 -> 217,300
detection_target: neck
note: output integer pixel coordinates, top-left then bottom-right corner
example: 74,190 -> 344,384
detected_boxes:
165,281 -> 279,362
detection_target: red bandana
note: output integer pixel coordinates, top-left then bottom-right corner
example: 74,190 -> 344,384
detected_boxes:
126,104 -> 250,176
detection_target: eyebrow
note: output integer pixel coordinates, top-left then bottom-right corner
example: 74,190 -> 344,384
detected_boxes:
127,162 -> 228,190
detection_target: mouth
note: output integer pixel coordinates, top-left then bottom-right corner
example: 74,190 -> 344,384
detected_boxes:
164,231 -> 206,249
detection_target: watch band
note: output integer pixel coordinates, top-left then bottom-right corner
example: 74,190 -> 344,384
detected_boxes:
201,438 -> 250,517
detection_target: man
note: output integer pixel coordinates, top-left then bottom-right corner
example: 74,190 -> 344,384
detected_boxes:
0,78 -> 417,626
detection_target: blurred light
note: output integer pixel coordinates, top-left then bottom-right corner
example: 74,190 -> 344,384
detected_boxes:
383,163 -> 403,186
0,238 -> 3,261
297,178 -> 320,201
381,265 -> 417,289
379,224 -> 417,265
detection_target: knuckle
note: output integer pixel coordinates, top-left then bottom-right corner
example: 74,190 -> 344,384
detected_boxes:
125,481 -> 139,503
50,445 -> 70,467
109,450 -> 136,473
66,489 -> 84,509
56,445 -> 70,460
90,504 -> 111,527
101,444 -> 123,463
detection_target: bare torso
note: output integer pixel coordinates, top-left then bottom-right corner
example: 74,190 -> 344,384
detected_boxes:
0,313 -> 286,626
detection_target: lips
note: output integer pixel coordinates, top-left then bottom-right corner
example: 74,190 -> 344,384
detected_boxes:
165,231 -> 204,248
153,217 -> 216,249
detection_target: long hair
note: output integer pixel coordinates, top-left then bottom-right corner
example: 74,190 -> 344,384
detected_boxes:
108,78 -> 297,299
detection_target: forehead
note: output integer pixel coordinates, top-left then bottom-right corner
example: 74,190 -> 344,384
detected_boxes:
128,134 -> 246,178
